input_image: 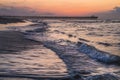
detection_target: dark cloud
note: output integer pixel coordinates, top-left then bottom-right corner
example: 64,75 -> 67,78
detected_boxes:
0,5 -> 55,16
95,6 -> 120,19
113,6 -> 120,12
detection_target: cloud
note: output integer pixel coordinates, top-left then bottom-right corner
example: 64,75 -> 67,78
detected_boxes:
95,6 -> 120,19
0,5 -> 55,16
113,6 -> 120,12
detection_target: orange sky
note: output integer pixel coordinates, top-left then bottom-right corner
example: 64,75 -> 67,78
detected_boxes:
0,0 -> 120,16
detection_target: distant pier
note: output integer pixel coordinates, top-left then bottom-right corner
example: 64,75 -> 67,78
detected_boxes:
0,16 -> 98,20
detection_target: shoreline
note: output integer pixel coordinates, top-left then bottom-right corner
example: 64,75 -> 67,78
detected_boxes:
41,41 -> 120,80
0,17 -> 24,24
0,30 -> 69,80
0,31 -> 41,54
0,19 -> 120,80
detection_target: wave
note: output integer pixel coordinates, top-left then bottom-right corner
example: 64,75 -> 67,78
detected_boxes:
0,72 -> 119,80
20,21 -> 120,66
0,74 -> 70,80
86,73 -> 120,80
8,20 -> 120,80
66,20 -> 120,23
77,42 -> 120,65
21,21 -> 120,65
38,41 -> 120,80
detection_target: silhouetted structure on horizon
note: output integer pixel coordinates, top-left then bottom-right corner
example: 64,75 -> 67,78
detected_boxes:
0,15 -> 98,19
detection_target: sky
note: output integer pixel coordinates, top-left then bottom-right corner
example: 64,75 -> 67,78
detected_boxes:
0,0 -> 120,19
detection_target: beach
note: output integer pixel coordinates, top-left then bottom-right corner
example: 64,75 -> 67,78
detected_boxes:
0,19 -> 69,80
0,18 -> 120,80
0,17 -> 24,24
0,31 -> 41,54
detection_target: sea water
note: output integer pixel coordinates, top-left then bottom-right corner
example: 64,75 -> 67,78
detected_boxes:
43,19 -> 120,56
0,19 -> 120,80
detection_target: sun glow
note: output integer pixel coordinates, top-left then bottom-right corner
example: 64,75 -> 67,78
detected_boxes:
0,0 -> 120,16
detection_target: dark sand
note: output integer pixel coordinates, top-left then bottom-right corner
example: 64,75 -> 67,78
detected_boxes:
0,31 -> 41,54
0,17 -> 24,24
0,31 -> 69,80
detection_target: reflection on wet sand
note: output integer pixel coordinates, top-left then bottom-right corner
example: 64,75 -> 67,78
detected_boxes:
0,30 -> 68,79
0,45 -> 68,78
0,19 -> 120,80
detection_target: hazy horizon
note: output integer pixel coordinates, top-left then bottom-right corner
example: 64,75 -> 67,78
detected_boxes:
0,0 -> 120,19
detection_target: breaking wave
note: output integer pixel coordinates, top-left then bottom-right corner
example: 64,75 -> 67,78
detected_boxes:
5,19 -> 120,80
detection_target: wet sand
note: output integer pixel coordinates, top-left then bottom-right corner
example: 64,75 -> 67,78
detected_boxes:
0,31 -> 41,54
0,17 -> 24,24
0,19 -> 120,80
0,31 -> 68,80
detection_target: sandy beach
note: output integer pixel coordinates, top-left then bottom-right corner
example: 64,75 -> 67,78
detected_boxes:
0,31 -> 41,54
0,17 -> 24,24
0,0 -> 120,79
0,18 -> 120,80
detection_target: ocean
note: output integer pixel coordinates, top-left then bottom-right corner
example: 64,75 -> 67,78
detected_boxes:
0,19 -> 120,80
